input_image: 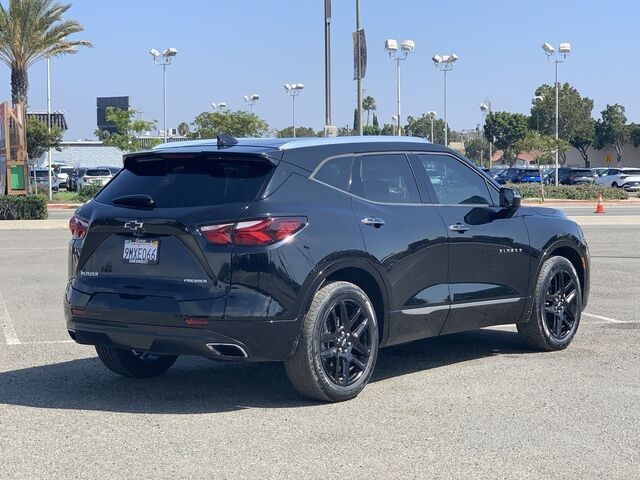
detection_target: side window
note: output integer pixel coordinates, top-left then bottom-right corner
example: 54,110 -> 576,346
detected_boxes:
313,156 -> 352,192
353,154 -> 420,204
416,154 -> 493,205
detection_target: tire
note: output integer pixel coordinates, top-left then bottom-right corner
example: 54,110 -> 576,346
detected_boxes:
517,256 -> 582,351
612,182 -> 618,188
95,346 -> 178,378
285,281 -> 379,402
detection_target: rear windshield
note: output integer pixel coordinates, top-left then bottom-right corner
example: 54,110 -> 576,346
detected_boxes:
623,169 -> 640,175
86,169 -> 111,176
34,170 -> 50,178
95,155 -> 274,208
571,169 -> 593,175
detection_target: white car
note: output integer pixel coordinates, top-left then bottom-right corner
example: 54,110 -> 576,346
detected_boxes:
595,167 -> 640,191
76,167 -> 114,189
54,165 -> 75,190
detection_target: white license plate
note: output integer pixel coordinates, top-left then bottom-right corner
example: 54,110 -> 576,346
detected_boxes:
123,239 -> 159,264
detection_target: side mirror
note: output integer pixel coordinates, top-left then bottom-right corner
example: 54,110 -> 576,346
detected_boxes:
500,187 -> 521,209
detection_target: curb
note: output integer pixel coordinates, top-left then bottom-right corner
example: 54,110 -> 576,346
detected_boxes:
47,203 -> 83,210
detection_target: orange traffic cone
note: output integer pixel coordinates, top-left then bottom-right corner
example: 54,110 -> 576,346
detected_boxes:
594,194 -> 605,214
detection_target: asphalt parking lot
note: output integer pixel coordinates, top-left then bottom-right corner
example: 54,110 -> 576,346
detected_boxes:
1,215 -> 639,479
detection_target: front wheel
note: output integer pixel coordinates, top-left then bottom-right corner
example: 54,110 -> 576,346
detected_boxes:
612,182 -> 619,188
96,346 -> 178,378
285,281 -> 379,402
517,256 -> 582,351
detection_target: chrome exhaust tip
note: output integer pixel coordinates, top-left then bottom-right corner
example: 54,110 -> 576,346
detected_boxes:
206,343 -> 248,358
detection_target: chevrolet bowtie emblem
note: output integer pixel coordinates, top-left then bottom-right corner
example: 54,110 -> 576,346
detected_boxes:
124,220 -> 144,231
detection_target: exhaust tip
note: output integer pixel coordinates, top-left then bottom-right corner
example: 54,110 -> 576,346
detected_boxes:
206,343 -> 248,359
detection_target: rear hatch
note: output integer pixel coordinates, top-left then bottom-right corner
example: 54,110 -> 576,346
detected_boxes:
620,169 -> 640,187
72,152 -> 277,305
570,169 -> 595,183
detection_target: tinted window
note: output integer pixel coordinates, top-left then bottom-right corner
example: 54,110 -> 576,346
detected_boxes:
96,155 -> 274,208
623,169 -> 640,175
416,154 -> 493,205
86,169 -> 111,176
314,156 -> 352,192
354,154 -> 420,204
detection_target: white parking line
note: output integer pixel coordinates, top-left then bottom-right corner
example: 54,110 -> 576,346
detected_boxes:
0,289 -> 20,345
583,312 -> 631,324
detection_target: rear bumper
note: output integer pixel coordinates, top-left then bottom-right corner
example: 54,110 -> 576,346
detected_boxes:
65,309 -> 302,362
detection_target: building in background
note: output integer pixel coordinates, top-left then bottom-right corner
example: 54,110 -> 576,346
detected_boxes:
97,96 -> 130,134
26,111 -> 69,131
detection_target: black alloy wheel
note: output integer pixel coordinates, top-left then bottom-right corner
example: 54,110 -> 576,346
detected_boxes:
318,298 -> 375,387
543,270 -> 579,341
517,256 -> 582,351
285,281 -> 379,402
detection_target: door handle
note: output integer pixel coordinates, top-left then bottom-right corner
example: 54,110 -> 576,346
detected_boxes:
361,217 -> 385,228
448,223 -> 469,233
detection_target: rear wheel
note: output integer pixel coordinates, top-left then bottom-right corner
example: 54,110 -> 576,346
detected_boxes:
95,346 -> 177,378
285,281 -> 379,402
517,256 -> 581,351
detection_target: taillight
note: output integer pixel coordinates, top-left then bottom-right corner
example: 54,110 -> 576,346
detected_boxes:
200,217 -> 306,246
69,215 -> 88,239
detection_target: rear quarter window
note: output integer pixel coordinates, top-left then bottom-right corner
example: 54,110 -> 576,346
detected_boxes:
95,155 -> 275,208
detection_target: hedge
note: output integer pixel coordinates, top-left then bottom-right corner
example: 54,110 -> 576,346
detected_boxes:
0,195 -> 49,220
506,182 -> 630,200
77,183 -> 102,202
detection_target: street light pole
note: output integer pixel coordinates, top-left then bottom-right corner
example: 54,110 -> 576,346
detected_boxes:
385,39 -> 415,137
432,53 -> 458,146
542,42 -> 571,186
284,83 -> 304,138
480,99 -> 492,168
324,0 -> 332,132
427,110 -> 436,143
150,47 -> 178,143
355,0 -> 363,136
46,56 -> 52,200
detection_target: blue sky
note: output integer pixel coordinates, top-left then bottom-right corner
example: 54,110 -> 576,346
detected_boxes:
2,0 -> 638,140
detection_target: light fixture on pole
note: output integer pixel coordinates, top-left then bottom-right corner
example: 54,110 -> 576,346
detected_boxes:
243,94 -> 260,112
432,53 -> 458,146
385,38 -> 415,136
542,41 -> 571,186
284,83 -> 304,138
150,47 -> 178,142
427,110 -> 436,143
479,100 -> 492,167
211,102 -> 227,112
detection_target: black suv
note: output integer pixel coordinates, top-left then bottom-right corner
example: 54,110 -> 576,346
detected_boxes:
65,136 -> 590,402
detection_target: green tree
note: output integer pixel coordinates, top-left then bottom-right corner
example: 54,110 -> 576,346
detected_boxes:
529,83 -> 594,164
405,114 -> 447,144
26,117 -> 62,161
572,119 -> 596,168
464,138 -> 490,166
484,112 -> 530,165
372,113 -> 379,128
0,0 -> 91,106
630,123 -> 640,148
190,110 -> 269,139
337,126 -> 353,137
380,124 -> 395,136
515,133 -> 570,201
95,107 -> 157,152
595,104 -> 629,165
275,126 -> 316,138
363,125 -> 381,136
362,96 -> 376,126
177,121 -> 190,136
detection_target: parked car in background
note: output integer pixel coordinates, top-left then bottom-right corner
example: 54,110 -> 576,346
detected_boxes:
55,165 -> 75,190
76,167 -> 114,189
495,168 -> 536,184
30,168 -> 58,192
67,167 -> 87,192
515,169 -> 542,183
591,167 -> 608,177
595,168 -> 640,191
105,166 -> 122,175
548,168 -> 597,185
489,168 -> 506,180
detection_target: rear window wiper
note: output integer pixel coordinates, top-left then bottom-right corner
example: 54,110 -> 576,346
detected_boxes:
112,194 -> 155,209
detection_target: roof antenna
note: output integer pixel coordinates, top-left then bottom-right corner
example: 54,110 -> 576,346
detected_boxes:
217,133 -> 238,147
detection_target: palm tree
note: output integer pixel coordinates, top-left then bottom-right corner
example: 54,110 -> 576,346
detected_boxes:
0,0 -> 91,106
362,96 -> 376,126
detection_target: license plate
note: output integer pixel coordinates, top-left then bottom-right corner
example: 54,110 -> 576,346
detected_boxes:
123,239 -> 159,264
